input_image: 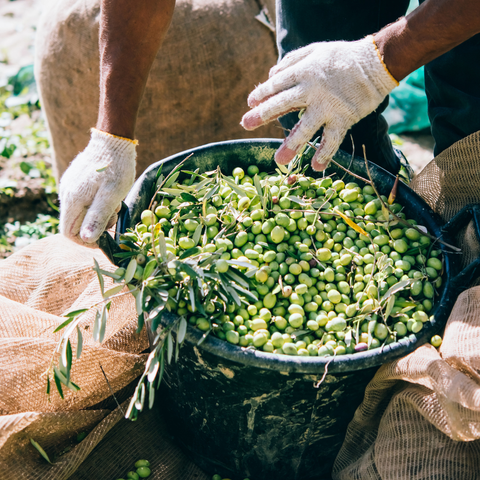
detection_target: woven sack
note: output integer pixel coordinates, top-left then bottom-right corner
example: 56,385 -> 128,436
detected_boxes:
333,130 -> 480,479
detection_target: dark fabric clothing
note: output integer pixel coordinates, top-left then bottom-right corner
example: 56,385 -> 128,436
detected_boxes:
275,0 -> 480,171
424,33 -> 480,156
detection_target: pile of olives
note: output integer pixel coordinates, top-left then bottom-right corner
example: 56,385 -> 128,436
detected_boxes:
123,164 -> 443,357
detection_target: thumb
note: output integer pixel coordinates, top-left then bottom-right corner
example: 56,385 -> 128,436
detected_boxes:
311,123 -> 348,172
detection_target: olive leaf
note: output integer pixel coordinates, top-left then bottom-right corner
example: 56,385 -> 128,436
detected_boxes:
76,326 -> 83,359
30,439 -> 53,464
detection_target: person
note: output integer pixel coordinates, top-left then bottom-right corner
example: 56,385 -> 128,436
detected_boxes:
59,0 -> 480,247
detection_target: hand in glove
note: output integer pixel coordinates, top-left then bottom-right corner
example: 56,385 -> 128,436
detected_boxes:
241,35 -> 398,171
59,128 -> 137,246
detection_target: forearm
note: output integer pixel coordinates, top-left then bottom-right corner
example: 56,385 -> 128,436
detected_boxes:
96,0 -> 175,139
375,0 -> 480,82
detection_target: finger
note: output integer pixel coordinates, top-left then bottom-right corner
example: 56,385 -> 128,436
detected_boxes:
269,44 -> 317,78
59,193 -> 89,239
311,123 -> 348,172
274,109 -> 322,165
242,86 -> 305,130
247,69 -> 298,108
79,192 -> 118,244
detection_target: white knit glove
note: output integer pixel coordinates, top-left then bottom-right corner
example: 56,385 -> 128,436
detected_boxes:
241,35 -> 398,171
59,128 -> 137,246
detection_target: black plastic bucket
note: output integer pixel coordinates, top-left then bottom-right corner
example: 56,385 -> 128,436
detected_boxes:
115,139 -> 462,480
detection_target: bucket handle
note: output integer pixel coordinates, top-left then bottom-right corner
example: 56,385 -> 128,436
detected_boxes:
441,203 -> 480,294
97,202 -> 128,265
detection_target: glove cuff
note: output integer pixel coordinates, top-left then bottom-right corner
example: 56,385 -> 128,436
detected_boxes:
361,35 -> 399,98
88,128 -> 138,163
91,127 -> 139,145
369,35 -> 399,87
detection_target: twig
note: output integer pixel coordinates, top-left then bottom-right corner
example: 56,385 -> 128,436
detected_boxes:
148,153 -> 194,210
362,146 -> 460,252
99,363 -> 126,416
314,353 -> 336,388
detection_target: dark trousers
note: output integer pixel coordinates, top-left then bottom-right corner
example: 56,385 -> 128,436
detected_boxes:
276,0 -> 480,172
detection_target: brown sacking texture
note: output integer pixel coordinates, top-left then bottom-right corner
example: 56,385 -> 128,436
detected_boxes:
0,235 -> 208,479
334,131 -> 480,479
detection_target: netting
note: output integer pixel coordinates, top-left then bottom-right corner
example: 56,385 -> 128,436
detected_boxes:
1,131 -> 480,478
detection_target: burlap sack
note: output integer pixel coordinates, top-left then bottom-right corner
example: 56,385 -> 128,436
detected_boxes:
0,234 -> 209,479
34,0 -> 282,180
333,130 -> 480,479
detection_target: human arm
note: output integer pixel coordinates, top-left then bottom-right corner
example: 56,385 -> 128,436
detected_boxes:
59,0 -> 176,246
241,0 -> 480,171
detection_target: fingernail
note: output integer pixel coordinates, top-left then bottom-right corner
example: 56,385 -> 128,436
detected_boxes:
275,145 -> 297,165
241,111 -> 263,130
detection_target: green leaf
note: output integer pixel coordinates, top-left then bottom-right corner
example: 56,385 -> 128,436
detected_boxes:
96,165 -> 109,173
65,340 -> 73,384
136,313 -> 145,334
99,306 -> 108,343
157,349 -> 165,388
367,319 -> 376,348
179,247 -> 202,260
148,302 -> 166,321
143,259 -> 157,279
63,308 -> 89,318
224,268 -> 250,288
30,439 -> 53,465
148,378 -> 156,409
225,285 -> 242,306
177,317 -> 187,344
124,258 -> 138,284
103,284 -> 124,299
192,224 -> 203,246
167,332 -> 173,364
155,163 -> 163,181
345,328 -> 352,348
180,192 -> 198,203
135,289 -> 144,315
384,295 -> 396,322
157,232 -> 168,263
53,316 -> 75,333
178,262 -> 197,279
93,258 -> 104,295
380,279 -> 414,304
287,196 -> 306,206
203,183 -> 220,200
93,309 -> 101,342
164,171 -> 180,189
226,260 -> 257,270
113,251 -> 138,259
46,375 -> 51,396
223,177 -> 247,197
76,326 -> 83,359
271,284 -> 282,295
53,369 -> 64,399
147,357 -> 160,384
139,383 -> 146,412
175,335 -> 180,362
253,174 -> 266,211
